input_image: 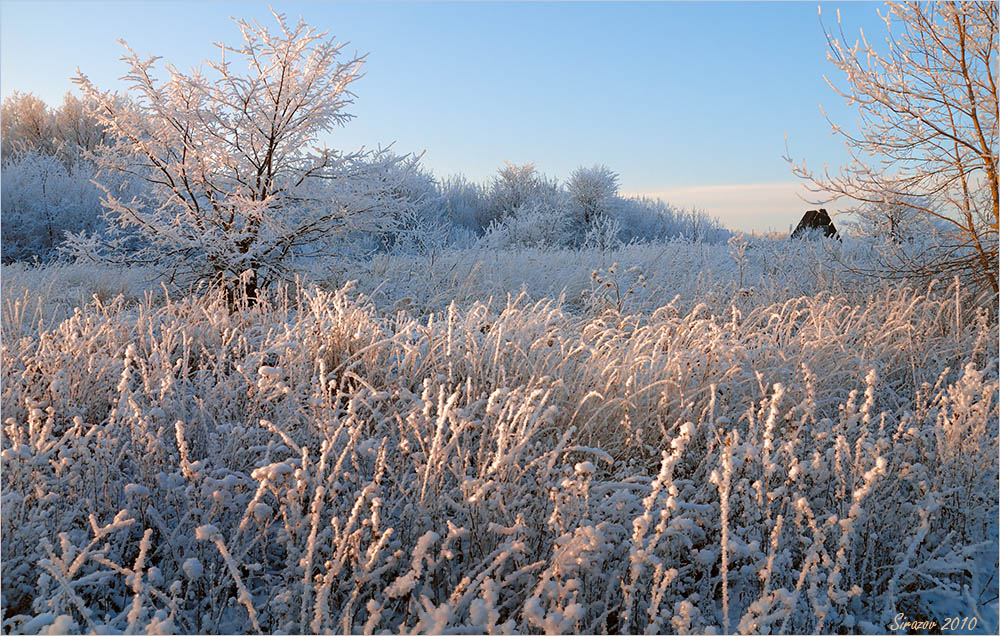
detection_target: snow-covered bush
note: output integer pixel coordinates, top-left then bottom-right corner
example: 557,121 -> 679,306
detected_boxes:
1,152 -> 107,263
486,162 -> 564,225
673,204 -> 731,243
566,164 -> 620,232
50,92 -> 109,161
444,164 -> 730,249
439,175 -> 491,235
363,155 -> 470,257
349,165 -> 731,252
849,196 -> 935,244
602,196 -> 731,245
478,200 -> 572,250
582,214 -> 625,251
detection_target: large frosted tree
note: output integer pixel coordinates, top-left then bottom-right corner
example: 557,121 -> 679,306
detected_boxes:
789,2 -> 998,294
73,9 -> 411,294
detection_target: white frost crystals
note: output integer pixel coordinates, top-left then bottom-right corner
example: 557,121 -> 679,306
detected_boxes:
181,558 -> 203,581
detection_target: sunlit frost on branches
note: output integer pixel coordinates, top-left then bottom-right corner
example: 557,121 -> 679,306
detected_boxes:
787,2 -> 998,294
71,8 -> 417,294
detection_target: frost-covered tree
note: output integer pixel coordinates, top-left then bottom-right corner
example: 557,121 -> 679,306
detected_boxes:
850,195 -> 939,244
1,92 -> 55,161
566,164 -> 620,228
1,92 -> 110,168
72,9 -> 415,295
51,92 -> 108,161
788,2 -> 998,294
367,154 -> 452,254
487,162 -> 562,221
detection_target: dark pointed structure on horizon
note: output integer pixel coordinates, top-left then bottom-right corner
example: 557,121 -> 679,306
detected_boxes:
791,208 -> 839,239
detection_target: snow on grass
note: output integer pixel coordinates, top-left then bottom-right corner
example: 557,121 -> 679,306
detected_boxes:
1,240 -> 997,634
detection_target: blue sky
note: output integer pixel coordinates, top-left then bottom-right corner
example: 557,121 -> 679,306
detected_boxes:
0,1 -> 889,231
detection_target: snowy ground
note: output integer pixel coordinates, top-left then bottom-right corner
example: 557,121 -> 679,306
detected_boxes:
2,238 -> 997,634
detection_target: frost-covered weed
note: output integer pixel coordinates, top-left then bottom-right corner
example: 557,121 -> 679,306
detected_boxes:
2,258 -> 996,633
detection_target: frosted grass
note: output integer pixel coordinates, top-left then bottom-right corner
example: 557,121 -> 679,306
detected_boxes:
1,241 -> 997,634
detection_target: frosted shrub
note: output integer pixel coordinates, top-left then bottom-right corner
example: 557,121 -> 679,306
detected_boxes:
358,165 -> 731,250
582,215 -> 625,251
567,165 -> 620,233
486,162 -> 563,224
1,91 -> 108,165
366,157 -> 449,254
479,201 -> 572,250
439,175 -> 492,235
0,153 -> 109,263
2,270 -> 995,633
613,196 -> 731,245
1,92 -> 56,160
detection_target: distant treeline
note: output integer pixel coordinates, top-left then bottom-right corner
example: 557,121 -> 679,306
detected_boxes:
0,92 -> 729,264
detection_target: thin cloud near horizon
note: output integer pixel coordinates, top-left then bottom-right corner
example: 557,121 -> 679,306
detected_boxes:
626,182 -> 855,232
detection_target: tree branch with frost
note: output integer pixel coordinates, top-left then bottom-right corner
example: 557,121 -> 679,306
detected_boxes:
72,7 -> 417,296
786,2 -> 998,294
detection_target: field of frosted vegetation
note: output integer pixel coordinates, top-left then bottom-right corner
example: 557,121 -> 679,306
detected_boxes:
4,2 -> 998,631
3,227 -> 998,633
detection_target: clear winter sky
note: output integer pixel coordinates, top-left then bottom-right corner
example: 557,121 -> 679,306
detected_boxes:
0,1 -> 890,232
